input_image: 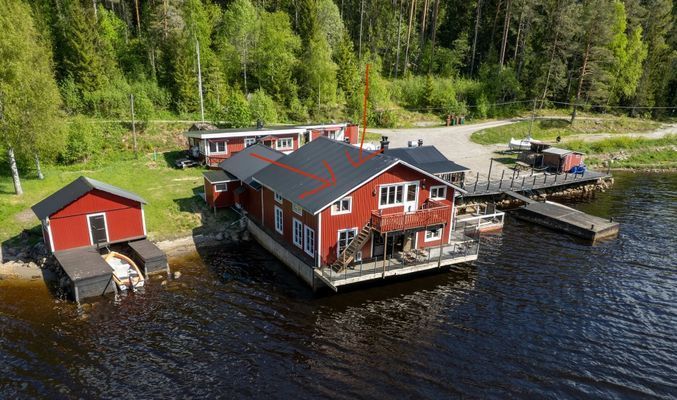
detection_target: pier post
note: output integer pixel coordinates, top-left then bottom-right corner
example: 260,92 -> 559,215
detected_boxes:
554,174 -> 558,183
510,176 -> 514,189
473,172 -> 479,192
521,176 -> 526,189
543,174 -> 547,184
565,172 -> 569,181
487,159 -> 493,181
499,170 -> 505,189
533,175 -> 537,187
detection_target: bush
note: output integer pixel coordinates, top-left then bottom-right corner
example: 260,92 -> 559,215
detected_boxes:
60,117 -> 101,164
249,89 -> 278,124
222,90 -> 251,127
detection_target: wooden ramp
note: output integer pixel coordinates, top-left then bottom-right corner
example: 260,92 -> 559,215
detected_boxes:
54,247 -> 115,302
503,190 -> 535,204
514,201 -> 619,242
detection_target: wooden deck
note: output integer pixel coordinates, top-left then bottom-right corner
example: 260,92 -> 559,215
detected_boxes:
462,170 -> 609,198
514,201 -> 619,242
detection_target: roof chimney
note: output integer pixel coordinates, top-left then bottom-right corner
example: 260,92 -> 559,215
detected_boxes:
256,119 -> 264,129
418,139 -> 423,147
380,136 -> 390,152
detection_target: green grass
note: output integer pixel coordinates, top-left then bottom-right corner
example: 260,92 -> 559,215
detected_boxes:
0,153 -> 237,245
471,116 -> 663,145
563,134 -> 676,154
564,135 -> 677,168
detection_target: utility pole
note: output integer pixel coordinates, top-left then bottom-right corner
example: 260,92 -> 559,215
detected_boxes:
394,0 -> 404,78
358,0 -> 365,59
196,39 -> 205,123
130,94 -> 138,158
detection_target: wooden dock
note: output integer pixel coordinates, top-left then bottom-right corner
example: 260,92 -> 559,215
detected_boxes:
513,200 -> 619,242
462,170 -> 609,198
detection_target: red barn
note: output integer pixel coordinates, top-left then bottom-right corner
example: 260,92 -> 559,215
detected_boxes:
246,137 -> 480,291
542,147 -> 584,173
32,177 -> 147,253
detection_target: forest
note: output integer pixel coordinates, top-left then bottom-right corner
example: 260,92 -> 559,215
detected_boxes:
0,0 -> 675,183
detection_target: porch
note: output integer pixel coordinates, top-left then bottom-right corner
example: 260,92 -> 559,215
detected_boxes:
315,232 -> 479,290
371,199 -> 451,233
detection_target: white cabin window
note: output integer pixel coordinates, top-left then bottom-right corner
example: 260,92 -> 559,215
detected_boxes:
429,185 -> 447,200
331,197 -> 352,215
274,206 -> 283,234
379,185 -> 403,207
276,138 -> 293,150
293,219 -> 303,248
292,203 -> 303,216
304,226 -> 315,257
214,183 -> 228,192
244,138 -> 256,147
274,192 -> 283,203
425,227 -> 442,242
337,229 -> 357,257
209,141 -> 226,153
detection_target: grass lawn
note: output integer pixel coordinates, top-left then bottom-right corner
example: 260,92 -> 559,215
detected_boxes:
564,135 -> 677,168
471,116 -> 663,145
0,152 -> 237,246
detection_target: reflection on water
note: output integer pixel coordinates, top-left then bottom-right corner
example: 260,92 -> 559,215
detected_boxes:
1,172 -> 675,399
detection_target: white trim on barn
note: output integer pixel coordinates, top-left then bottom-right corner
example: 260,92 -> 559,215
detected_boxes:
141,205 -> 147,237
45,217 -> 56,253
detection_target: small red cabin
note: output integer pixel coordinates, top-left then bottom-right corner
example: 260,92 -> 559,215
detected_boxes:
32,177 -> 147,253
542,147 -> 584,173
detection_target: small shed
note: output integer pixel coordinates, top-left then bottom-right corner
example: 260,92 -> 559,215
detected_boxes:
203,170 -> 238,209
32,176 -> 148,253
541,148 -> 584,173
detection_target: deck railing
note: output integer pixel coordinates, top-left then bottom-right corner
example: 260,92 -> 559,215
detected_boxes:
371,200 -> 451,233
316,237 -> 479,286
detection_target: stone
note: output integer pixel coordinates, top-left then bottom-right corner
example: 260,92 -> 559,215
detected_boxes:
215,232 -> 225,241
173,271 -> 182,280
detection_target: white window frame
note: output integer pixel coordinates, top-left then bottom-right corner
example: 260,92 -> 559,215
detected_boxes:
424,227 -> 443,242
378,184 -> 404,209
304,226 -> 315,257
337,228 -> 358,257
274,206 -> 283,234
276,137 -> 294,150
429,185 -> 447,200
214,183 -> 228,192
292,219 -> 303,248
86,212 -> 110,245
208,140 -> 227,154
331,197 -> 352,215
274,192 -> 283,204
244,137 -> 256,147
292,203 -> 303,216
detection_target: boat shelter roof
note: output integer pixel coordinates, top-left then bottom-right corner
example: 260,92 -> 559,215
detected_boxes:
219,144 -> 285,186
32,176 -> 146,220
54,247 -> 112,282
203,170 -> 237,184
542,147 -> 581,157
386,146 -> 470,174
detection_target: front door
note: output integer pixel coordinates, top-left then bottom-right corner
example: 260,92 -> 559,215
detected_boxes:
404,183 -> 418,212
88,214 -> 108,245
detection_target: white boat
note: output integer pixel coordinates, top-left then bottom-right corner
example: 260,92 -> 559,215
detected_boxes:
509,137 -> 532,151
103,251 -> 145,290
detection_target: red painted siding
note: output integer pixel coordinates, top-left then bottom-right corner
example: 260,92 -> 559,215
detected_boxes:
345,124 -> 359,144
204,178 -> 237,208
261,187 -> 318,265
203,134 -> 300,167
48,190 -> 145,252
241,185 -> 263,223
318,164 -> 454,265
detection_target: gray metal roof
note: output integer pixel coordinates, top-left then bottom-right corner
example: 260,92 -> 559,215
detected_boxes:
32,176 -> 147,220
203,169 -> 237,183
219,144 -> 284,185
386,146 -> 470,174
542,147 -> 574,157
53,247 -> 112,281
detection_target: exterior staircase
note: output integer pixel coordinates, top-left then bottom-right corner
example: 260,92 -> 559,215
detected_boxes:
331,223 -> 372,272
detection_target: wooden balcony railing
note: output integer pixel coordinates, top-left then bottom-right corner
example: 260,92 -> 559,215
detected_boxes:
370,200 -> 451,233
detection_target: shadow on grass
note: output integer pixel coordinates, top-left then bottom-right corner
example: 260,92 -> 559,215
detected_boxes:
538,119 -> 570,130
162,150 -> 189,168
493,157 -> 518,166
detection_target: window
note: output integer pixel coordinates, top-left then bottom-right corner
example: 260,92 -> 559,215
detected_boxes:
425,227 -> 442,242
208,140 -> 226,153
214,183 -> 228,192
244,138 -> 256,147
292,203 -> 303,216
274,192 -> 283,203
429,185 -> 446,200
276,138 -> 293,149
379,185 -> 403,207
331,197 -> 352,215
293,219 -> 303,248
304,226 -> 315,257
274,206 -> 283,234
337,229 -> 357,257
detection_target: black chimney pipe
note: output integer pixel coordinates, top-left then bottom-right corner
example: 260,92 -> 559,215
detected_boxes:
256,119 -> 264,129
418,139 -> 423,147
380,136 -> 390,151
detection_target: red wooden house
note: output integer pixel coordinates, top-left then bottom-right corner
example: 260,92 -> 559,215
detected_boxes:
32,176 -> 147,253
245,137 -> 480,291
185,123 -> 357,167
541,147 -> 584,173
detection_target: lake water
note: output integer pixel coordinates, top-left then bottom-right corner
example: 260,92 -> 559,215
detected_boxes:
1,172 -> 675,399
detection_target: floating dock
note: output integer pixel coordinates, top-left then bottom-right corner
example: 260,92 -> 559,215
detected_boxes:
514,200 -> 619,242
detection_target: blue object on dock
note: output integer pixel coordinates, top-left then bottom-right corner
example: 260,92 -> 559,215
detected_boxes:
569,165 -> 586,175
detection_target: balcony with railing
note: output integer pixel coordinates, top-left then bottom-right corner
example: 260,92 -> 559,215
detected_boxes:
315,231 -> 479,290
370,200 -> 452,233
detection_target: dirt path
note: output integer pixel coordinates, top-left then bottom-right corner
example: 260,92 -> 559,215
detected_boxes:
368,119 -> 675,179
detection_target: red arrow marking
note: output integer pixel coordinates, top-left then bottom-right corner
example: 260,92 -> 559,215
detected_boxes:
347,63 -> 383,167
250,153 -> 336,199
